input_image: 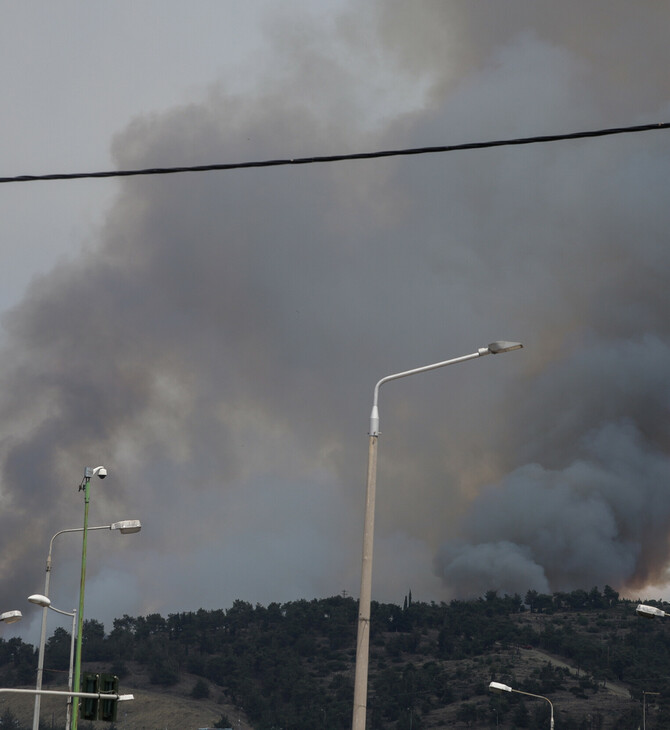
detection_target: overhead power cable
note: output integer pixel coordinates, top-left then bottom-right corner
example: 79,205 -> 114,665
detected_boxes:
1,122 -> 668,185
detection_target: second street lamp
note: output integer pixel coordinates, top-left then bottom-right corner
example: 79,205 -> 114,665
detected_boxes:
351,341 -> 523,730
29,595 -> 77,730
490,681 -> 554,729
32,519 -> 141,730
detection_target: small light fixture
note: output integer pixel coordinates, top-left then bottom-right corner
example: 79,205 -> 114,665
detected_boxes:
110,519 -> 142,534
28,594 -> 51,608
489,681 -> 513,693
1,610 -> 22,624
487,341 -> 523,354
637,604 -> 667,619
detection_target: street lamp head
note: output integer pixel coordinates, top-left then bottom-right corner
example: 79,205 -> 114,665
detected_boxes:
637,603 -> 667,619
489,681 -> 513,693
29,595 -> 74,619
28,594 -> 51,608
110,519 -> 142,534
487,341 -> 523,354
0,610 -> 22,624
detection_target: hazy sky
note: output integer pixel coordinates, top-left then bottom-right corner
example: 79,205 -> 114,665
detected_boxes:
2,1 -> 670,645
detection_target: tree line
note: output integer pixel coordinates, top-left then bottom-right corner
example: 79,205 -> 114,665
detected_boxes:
0,587 -> 668,729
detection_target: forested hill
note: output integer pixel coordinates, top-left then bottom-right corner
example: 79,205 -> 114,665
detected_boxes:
1,588 -> 669,729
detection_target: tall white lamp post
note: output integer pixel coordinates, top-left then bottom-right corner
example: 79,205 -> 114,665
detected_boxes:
351,341 -> 523,730
490,681 -> 554,729
32,519 -> 141,730
29,595 -> 76,730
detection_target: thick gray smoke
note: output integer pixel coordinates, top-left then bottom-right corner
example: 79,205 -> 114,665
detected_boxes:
1,2 -> 670,631
438,412 -> 670,596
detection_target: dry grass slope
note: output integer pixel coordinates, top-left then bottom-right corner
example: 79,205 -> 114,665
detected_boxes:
2,663 -> 252,730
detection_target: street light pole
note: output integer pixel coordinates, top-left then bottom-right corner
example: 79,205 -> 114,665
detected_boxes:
351,342 -> 523,730
66,610 -> 76,730
637,607 -> 665,730
490,682 -> 554,730
32,520 -> 141,730
71,466 -> 106,730
29,596 -> 76,730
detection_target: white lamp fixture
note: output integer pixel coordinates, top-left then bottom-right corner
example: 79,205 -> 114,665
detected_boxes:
637,604 -> 667,619
110,520 -> 142,534
486,341 -> 524,354
0,610 -> 22,624
489,681 -> 512,693
28,595 -> 51,608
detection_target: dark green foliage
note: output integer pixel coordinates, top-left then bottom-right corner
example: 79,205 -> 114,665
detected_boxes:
0,637 -> 36,686
7,588 -> 670,728
603,585 -> 619,606
0,707 -> 23,730
43,626 -> 72,676
512,698 -> 530,727
82,619 -> 106,661
148,656 -> 179,686
110,660 -> 129,679
191,677 -> 210,699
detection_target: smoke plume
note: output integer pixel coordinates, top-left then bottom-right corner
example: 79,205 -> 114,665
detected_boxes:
1,2 -> 670,630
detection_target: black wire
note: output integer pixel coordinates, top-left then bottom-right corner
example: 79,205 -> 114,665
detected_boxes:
1,122 -> 668,185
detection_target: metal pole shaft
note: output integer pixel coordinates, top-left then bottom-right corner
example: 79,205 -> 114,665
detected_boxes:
32,555 -> 53,730
71,481 -> 90,730
349,345 -> 517,730
0,688 -> 133,701
351,434 -> 378,730
513,689 -> 553,729
65,611 -> 76,730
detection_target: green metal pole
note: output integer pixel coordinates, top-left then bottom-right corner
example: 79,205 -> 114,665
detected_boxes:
71,477 -> 91,730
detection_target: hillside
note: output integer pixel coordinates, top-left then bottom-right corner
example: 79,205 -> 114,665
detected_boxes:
2,664 -> 251,730
1,590 -> 668,729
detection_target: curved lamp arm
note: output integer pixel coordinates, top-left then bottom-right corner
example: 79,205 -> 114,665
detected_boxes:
490,682 -> 554,730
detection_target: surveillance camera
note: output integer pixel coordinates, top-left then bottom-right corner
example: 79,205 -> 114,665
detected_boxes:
96,466 -> 107,479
